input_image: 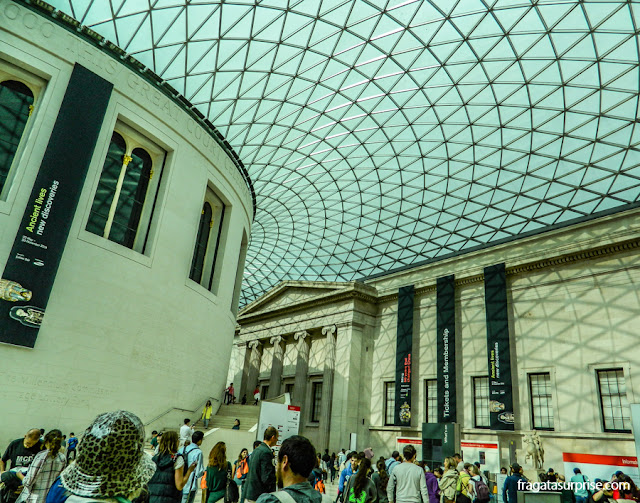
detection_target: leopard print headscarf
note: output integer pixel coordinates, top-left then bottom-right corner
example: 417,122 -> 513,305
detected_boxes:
61,410 -> 156,498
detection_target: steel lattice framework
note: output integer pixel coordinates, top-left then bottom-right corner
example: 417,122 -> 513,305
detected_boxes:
49,0 -> 640,307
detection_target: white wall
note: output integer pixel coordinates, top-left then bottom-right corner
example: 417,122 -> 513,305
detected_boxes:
0,1 -> 252,449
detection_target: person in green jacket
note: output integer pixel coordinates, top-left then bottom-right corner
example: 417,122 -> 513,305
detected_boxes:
205,442 -> 231,503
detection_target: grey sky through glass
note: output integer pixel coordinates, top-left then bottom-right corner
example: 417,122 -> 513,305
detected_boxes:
47,0 -> 640,307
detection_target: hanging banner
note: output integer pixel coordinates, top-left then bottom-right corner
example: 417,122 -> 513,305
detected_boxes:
484,263 -> 515,430
395,285 -> 414,426
437,275 -> 456,423
0,65 -> 113,348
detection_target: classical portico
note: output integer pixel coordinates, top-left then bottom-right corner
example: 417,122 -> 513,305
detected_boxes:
229,281 -> 377,451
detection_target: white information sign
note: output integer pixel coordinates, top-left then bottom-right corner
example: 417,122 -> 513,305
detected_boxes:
257,402 -> 301,454
461,440 -> 500,473
397,437 -> 422,462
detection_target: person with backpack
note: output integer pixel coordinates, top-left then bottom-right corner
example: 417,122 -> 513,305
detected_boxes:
148,431 -> 197,503
308,458 -> 326,494
343,458 -> 376,503
234,448 -> 250,503
255,435 -> 324,503
177,431 -> 205,503
455,464 -> 472,503
467,466 -> 490,503
337,453 -> 358,503
371,460 -> 389,503
570,468 -> 590,503
438,457 -> 458,503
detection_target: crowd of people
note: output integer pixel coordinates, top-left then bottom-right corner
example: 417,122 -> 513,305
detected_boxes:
2,416 -> 639,503
223,384 -> 261,406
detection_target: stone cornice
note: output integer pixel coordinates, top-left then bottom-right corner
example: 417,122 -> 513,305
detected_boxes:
237,287 -> 378,325
372,238 -> 640,304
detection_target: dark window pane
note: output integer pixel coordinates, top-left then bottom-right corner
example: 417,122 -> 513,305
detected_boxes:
87,132 -> 126,237
385,382 -> 395,426
0,80 -> 34,195
598,369 -> 631,432
529,373 -> 553,430
311,382 -> 323,422
190,202 -> 213,282
110,147 -> 151,248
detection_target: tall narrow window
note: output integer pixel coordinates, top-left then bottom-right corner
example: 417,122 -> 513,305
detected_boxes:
311,382 -> 323,422
190,202 -> 212,283
384,381 -> 395,426
425,379 -> 437,423
473,377 -> 490,428
529,373 -> 554,430
231,231 -> 248,315
0,80 -> 34,200
87,125 -> 164,253
189,187 -> 226,292
597,369 -> 631,433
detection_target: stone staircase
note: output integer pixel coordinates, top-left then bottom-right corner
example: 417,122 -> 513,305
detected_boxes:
193,403 -> 259,432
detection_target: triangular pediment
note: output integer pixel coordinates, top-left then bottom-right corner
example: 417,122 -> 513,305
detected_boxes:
239,280 -> 352,316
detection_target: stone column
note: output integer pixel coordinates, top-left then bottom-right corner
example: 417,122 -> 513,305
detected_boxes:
331,322 -> 365,450
268,335 -> 285,398
238,343 -> 251,399
292,330 -> 311,407
246,340 -> 262,396
317,325 -> 337,451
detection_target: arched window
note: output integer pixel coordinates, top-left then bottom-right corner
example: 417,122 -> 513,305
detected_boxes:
189,187 -> 227,292
0,80 -> 34,198
87,125 -> 165,253
190,202 -> 213,283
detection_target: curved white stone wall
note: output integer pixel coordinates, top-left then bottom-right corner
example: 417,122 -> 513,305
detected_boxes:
0,0 -> 252,446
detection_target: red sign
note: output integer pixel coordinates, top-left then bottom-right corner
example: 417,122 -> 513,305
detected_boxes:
288,405 -> 301,411
461,442 -> 498,450
562,452 -> 638,467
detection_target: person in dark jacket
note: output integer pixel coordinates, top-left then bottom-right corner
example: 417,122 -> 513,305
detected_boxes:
149,431 -> 196,503
243,427 -> 279,503
256,435 -> 322,503
502,464 -> 527,503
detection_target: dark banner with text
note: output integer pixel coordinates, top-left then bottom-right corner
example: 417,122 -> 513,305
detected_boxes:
436,275 -> 456,423
484,263 -> 515,430
0,65 -> 113,348
395,285 -> 414,426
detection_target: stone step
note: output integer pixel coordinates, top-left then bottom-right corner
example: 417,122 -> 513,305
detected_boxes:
214,404 -> 260,418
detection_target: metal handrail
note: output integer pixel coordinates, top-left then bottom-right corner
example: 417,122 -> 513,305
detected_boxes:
144,396 -> 220,427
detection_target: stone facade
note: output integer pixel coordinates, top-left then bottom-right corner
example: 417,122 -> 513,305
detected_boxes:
0,1 -> 251,449
232,208 -> 640,474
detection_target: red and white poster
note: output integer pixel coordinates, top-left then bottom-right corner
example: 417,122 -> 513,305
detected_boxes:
563,452 -> 639,486
461,440 -> 500,473
397,437 -> 422,462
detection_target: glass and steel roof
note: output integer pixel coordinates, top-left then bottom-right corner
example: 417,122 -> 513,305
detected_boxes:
49,0 -> 640,306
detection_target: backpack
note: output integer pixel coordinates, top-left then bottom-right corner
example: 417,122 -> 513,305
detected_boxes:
315,477 -> 326,494
474,479 -> 490,503
348,488 -> 366,503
